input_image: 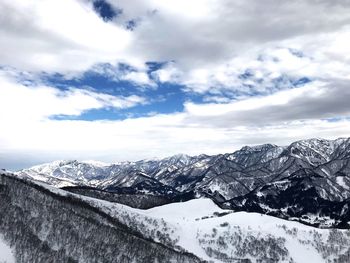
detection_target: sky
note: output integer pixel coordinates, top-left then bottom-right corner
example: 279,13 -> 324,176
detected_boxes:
1,0 -> 350,170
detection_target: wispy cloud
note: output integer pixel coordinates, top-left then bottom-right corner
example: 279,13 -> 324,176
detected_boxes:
0,71 -> 147,123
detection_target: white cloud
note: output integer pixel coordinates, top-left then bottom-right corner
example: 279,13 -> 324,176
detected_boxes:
2,109 -> 350,170
151,62 -> 181,83
90,64 -> 156,88
0,0 -> 133,73
120,71 -> 156,87
106,0 -> 350,93
151,38 -> 350,95
0,72 -> 147,124
2,0 -> 350,89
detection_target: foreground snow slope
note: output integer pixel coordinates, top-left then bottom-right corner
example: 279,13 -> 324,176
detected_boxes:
7,174 -> 349,263
42,180 -> 349,263
137,199 -> 349,263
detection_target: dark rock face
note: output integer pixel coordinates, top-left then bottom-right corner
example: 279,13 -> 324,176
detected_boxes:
223,168 -> 350,228
0,174 -> 202,263
15,137 -> 350,227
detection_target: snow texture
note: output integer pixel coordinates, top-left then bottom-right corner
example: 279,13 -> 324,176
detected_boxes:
0,236 -> 14,263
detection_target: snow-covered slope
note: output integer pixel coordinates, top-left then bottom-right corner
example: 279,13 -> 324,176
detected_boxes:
84,197 -> 350,263
15,160 -> 112,187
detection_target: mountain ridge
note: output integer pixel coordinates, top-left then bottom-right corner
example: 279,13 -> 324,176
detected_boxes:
14,137 -> 350,228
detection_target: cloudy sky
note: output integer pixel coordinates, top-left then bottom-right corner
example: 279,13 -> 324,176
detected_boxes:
1,0 -> 350,170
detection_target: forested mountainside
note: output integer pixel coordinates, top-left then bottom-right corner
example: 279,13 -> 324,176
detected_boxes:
0,173 -> 201,263
15,138 -> 350,228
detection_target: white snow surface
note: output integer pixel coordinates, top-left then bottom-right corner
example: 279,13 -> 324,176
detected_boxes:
145,198 -> 228,220
83,196 -> 348,263
81,160 -> 110,167
336,176 -> 349,190
0,236 -> 15,263
142,199 -> 329,263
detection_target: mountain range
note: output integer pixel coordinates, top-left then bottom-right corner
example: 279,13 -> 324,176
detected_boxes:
14,137 -> 350,228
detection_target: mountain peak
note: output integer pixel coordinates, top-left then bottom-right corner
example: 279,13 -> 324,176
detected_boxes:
240,143 -> 278,152
284,137 -> 346,164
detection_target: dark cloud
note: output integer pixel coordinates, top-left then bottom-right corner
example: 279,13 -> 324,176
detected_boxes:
185,80 -> 350,127
119,0 -> 350,68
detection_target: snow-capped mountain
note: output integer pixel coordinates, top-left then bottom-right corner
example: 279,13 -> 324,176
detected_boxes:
1,172 -> 349,263
281,138 -> 346,165
14,137 -> 350,227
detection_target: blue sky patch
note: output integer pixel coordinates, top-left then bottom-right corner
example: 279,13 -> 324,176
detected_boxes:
93,0 -> 120,21
43,64 -> 189,120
